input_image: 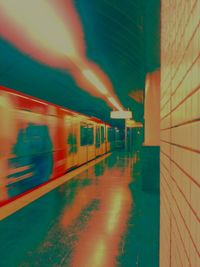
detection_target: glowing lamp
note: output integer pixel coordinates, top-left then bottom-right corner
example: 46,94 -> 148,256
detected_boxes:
126,119 -> 143,128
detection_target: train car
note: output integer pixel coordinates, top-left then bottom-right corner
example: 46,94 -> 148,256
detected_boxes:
0,86 -> 113,205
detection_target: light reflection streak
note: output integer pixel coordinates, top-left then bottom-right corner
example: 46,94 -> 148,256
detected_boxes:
59,160 -> 133,267
0,0 -> 123,110
106,190 -> 123,234
82,69 -> 108,95
90,239 -> 106,267
108,96 -> 123,111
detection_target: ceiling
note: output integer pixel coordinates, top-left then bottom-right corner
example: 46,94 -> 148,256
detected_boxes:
0,0 -> 160,126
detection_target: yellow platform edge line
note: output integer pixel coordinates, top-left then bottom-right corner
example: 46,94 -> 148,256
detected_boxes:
0,153 -> 111,221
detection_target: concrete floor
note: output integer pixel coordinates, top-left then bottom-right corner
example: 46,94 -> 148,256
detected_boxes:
0,151 -> 159,267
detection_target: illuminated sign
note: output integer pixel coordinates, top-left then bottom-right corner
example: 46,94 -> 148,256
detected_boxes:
126,119 -> 143,128
110,110 -> 132,119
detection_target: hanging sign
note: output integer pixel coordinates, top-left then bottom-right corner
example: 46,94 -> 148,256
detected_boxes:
110,110 -> 132,119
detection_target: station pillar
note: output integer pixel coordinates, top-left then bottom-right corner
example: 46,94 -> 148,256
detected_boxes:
141,69 -> 160,191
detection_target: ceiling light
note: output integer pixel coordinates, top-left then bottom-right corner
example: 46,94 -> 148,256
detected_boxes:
82,69 -> 108,95
108,96 -> 122,111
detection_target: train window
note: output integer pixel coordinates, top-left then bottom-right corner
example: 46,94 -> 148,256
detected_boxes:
101,126 -> 104,143
87,125 -> 94,145
80,125 -> 88,146
68,132 -> 77,153
96,127 -> 100,148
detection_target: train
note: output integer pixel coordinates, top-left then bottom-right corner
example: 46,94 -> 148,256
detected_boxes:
0,86 -> 118,205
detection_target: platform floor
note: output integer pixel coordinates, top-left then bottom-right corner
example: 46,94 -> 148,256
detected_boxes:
0,151 -> 159,267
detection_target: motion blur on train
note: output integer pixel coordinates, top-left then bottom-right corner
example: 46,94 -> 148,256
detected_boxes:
0,86 -> 122,205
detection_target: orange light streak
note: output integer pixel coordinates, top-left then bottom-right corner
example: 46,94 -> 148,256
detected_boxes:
108,96 -> 123,111
0,0 -> 77,58
0,0 -> 123,110
82,69 -> 108,95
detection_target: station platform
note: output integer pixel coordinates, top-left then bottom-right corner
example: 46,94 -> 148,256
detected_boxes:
0,151 -> 159,267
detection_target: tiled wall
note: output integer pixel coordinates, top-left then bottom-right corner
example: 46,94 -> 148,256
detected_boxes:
160,0 -> 200,266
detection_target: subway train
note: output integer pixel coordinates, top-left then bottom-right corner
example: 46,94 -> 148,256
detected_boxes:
0,86 -> 117,205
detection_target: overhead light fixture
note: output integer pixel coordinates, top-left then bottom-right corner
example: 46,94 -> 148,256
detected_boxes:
126,119 -> 143,128
108,96 -> 122,111
82,69 -> 108,95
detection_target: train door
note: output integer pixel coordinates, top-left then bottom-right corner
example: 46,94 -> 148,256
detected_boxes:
100,125 -> 106,155
78,121 -> 88,165
95,125 -> 101,156
7,104 -> 55,200
0,93 -> 16,203
65,115 -> 79,169
105,125 -> 111,152
72,117 -> 79,167
65,114 -> 73,169
50,109 -> 66,178
87,122 -> 95,161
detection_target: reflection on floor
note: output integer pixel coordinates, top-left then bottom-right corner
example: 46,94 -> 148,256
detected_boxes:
0,151 -> 159,267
